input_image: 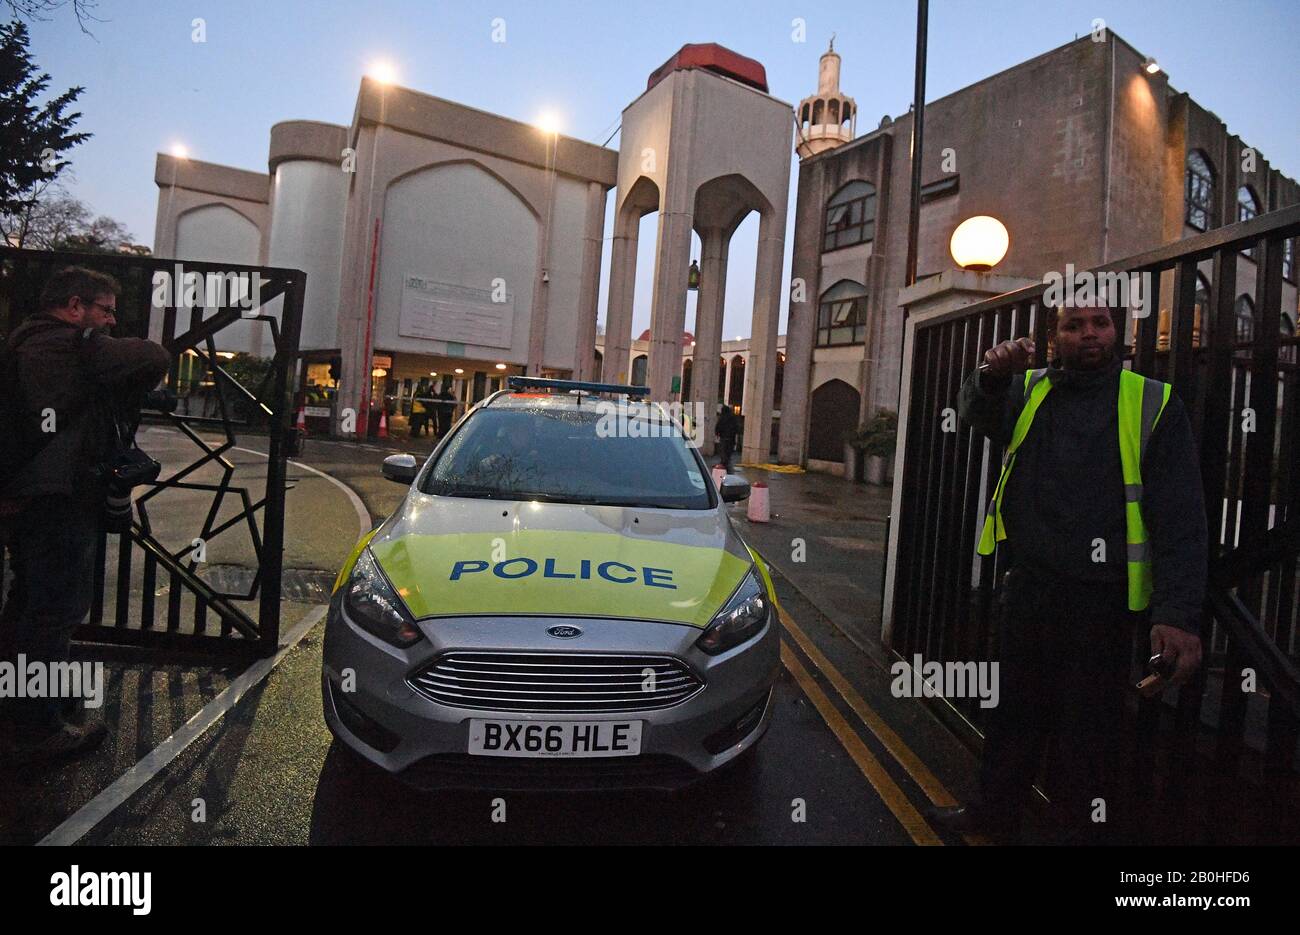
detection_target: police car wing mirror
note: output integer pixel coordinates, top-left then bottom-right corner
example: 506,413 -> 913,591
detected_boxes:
382,453 -> 419,485
719,475 -> 750,502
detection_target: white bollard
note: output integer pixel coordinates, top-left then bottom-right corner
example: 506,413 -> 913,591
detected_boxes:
746,481 -> 770,523
712,463 -> 726,490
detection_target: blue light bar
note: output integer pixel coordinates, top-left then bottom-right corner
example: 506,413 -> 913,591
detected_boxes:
506,376 -> 650,397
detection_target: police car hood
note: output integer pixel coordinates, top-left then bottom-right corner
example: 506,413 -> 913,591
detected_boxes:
367,493 -> 755,628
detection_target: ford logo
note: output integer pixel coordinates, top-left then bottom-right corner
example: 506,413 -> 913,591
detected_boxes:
547,625 -> 583,639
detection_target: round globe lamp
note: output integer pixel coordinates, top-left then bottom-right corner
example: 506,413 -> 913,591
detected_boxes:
949,216 -> 1009,272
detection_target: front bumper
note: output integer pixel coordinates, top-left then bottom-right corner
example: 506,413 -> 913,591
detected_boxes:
321,595 -> 780,791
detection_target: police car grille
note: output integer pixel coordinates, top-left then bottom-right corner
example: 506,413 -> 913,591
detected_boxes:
408,652 -> 703,712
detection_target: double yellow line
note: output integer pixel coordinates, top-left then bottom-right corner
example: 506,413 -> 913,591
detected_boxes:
777,601 -> 987,846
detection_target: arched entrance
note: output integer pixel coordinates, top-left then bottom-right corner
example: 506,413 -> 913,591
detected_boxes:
808,379 -> 859,462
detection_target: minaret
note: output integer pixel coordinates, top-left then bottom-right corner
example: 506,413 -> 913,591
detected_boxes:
795,37 -> 856,159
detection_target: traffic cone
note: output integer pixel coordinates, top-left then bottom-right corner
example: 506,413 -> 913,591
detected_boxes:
746,481 -> 770,523
295,406 -> 308,435
377,409 -> 389,439
711,463 -> 726,489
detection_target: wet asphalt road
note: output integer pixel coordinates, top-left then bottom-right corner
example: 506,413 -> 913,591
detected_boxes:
12,434 -> 983,845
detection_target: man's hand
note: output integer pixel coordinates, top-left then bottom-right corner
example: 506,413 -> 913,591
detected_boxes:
1150,624 -> 1202,687
981,337 -> 1036,378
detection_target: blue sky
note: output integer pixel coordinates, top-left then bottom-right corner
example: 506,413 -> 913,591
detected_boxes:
24,0 -> 1300,340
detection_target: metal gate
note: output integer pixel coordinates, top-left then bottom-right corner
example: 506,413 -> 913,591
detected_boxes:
1,247 -> 305,658
882,205 -> 1300,838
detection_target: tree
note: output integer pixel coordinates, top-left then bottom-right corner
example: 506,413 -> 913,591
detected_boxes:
4,1 -> 102,35
0,185 -> 142,253
0,20 -> 90,223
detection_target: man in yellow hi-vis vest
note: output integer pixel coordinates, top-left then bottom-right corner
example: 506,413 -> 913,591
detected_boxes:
929,301 -> 1207,843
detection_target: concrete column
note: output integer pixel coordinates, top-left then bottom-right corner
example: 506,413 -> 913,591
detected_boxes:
777,207 -> 819,465
336,124 -> 384,437
740,350 -> 751,415
689,226 -> 728,455
526,139 -> 557,376
741,210 -> 785,464
603,212 -> 639,383
646,204 -> 694,399
572,181 -> 607,381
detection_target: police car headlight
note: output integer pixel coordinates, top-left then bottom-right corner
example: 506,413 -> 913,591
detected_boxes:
696,569 -> 771,656
343,549 -> 422,647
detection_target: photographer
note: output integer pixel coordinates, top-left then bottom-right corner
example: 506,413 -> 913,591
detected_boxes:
0,266 -> 170,761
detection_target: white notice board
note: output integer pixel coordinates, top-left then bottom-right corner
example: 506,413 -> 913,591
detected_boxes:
398,276 -> 513,349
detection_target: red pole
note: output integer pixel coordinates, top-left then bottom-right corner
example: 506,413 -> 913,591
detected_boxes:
357,216 -> 381,437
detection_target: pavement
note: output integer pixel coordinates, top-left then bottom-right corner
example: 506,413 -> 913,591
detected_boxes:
0,429 -> 1002,845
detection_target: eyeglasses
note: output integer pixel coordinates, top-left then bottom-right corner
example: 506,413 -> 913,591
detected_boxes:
83,299 -> 117,316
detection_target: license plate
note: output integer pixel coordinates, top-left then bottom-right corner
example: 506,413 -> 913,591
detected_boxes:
467,719 -> 643,758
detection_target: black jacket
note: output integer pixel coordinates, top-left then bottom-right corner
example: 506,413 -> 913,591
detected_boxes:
957,355 -> 1207,635
2,314 -> 170,501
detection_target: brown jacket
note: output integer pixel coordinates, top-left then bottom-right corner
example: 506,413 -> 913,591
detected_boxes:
2,314 -> 171,502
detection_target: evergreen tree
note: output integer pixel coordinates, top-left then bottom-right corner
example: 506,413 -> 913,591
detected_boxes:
0,19 -> 90,228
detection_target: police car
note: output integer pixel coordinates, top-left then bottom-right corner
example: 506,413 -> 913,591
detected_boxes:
322,377 -> 780,790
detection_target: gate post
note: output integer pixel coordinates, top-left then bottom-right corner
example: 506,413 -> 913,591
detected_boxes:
258,271 -> 307,653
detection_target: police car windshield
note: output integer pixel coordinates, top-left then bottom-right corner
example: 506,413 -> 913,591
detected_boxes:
422,402 -> 712,509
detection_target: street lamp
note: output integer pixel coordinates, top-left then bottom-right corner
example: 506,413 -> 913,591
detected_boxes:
949,215 -> 1009,272
367,60 -> 398,84
1141,57 -> 1161,75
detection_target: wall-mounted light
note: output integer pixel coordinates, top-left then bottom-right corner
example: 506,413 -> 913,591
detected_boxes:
494,363 -> 507,370
949,215 -> 1010,271
541,269 -> 550,284
371,367 -> 387,377
454,368 -> 464,375
1141,57 -> 1161,76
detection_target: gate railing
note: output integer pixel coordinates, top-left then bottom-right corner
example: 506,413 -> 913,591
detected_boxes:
882,204 -> 1300,802
1,247 -> 306,658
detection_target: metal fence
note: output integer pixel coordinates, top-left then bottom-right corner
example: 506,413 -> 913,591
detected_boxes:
882,205 -> 1300,821
1,247 -> 305,658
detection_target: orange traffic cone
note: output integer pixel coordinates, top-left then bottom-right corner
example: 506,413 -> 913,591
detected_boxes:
377,408 -> 389,439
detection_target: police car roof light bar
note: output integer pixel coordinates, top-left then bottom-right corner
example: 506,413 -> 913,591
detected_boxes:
506,376 -> 651,397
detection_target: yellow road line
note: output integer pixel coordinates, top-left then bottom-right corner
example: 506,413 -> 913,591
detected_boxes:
779,606 -> 956,807
777,605 -> 991,846
781,641 -> 943,846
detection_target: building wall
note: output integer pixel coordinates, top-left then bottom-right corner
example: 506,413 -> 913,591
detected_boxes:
372,157 -> 540,365
267,158 -> 348,353
788,31 -> 1299,469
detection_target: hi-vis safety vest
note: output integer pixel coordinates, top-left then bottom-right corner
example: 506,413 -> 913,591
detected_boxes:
977,367 -> 1172,611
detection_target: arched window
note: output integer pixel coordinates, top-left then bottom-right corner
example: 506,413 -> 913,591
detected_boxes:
1238,186 -> 1261,259
1235,295 -> 1256,345
817,280 -> 869,346
824,181 -> 876,251
631,354 -> 648,386
1185,151 -> 1214,231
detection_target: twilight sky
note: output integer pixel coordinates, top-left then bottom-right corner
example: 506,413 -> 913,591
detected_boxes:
23,0 -> 1300,339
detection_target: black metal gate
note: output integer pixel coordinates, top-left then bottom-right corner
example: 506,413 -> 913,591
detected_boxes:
884,205 -> 1300,838
1,248 -> 305,658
